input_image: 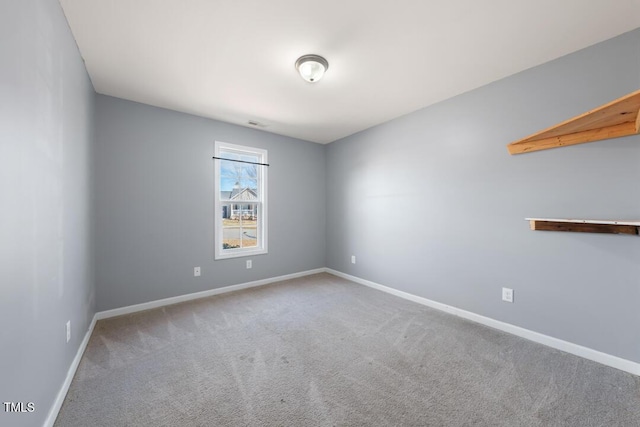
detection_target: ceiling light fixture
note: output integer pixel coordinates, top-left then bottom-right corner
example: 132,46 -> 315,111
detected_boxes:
295,54 -> 329,83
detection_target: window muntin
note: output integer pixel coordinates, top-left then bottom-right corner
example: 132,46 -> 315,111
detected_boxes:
214,142 -> 267,259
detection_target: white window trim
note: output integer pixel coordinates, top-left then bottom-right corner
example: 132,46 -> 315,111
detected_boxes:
214,141 -> 268,260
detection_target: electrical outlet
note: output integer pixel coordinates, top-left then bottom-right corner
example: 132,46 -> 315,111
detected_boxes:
66,321 -> 71,343
194,267 -> 201,277
502,287 -> 514,303
246,260 -> 252,269
351,255 -> 356,264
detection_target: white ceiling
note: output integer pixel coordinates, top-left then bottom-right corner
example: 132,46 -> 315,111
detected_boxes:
59,0 -> 640,144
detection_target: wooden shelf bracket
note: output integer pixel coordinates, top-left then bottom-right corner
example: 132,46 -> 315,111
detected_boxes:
508,89 -> 640,154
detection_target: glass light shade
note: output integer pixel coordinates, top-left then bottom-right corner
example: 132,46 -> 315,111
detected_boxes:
295,55 -> 329,83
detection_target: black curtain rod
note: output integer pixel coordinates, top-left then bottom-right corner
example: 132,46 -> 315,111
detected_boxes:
212,156 -> 270,167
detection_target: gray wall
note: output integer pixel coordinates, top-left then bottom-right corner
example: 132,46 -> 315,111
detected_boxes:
1,4 -> 636,424
94,95 -> 326,311
326,29 -> 640,363
0,0 -> 96,426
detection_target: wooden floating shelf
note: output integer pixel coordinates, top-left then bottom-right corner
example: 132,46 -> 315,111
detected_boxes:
508,89 -> 640,155
526,218 -> 640,235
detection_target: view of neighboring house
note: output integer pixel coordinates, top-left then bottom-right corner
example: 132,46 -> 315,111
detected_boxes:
221,182 -> 258,219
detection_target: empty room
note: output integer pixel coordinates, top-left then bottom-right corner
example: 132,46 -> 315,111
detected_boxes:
2,0 -> 640,426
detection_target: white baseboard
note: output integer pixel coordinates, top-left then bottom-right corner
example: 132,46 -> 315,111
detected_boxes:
95,268 -> 326,320
43,314 -> 97,427
325,268 -> 640,377
45,266 -> 638,427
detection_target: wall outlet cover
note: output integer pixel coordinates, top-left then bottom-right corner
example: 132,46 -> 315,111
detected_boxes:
502,287 -> 514,303
194,267 -> 201,277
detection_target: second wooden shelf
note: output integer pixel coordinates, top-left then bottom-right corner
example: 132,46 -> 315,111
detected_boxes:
526,218 -> 640,235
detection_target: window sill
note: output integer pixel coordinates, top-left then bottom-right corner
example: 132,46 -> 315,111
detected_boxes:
214,248 -> 268,260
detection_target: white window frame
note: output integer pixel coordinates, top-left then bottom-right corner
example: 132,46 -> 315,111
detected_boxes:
214,141 -> 268,260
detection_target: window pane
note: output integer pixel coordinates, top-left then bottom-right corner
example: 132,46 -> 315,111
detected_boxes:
219,158 -> 238,176
244,203 -> 258,222
222,216 -> 238,227
222,227 -> 241,250
236,203 -> 256,223
219,154 -> 260,199
239,153 -> 259,164
232,186 -> 257,203
221,150 -> 258,164
242,227 -> 258,248
241,177 -> 259,199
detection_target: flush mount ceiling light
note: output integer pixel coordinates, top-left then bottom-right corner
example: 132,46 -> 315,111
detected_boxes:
295,54 -> 329,83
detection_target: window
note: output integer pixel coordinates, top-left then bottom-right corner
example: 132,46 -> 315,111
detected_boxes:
214,141 -> 267,259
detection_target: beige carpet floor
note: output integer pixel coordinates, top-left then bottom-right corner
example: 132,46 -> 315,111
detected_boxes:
55,273 -> 640,426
